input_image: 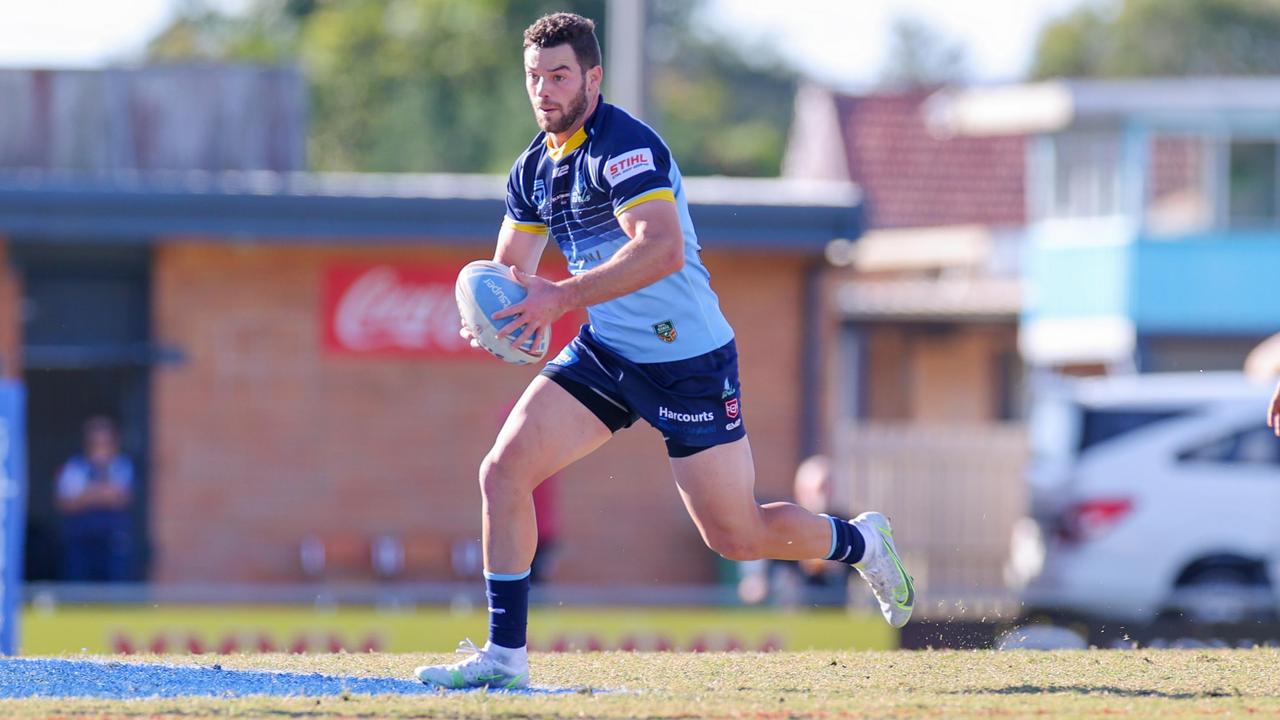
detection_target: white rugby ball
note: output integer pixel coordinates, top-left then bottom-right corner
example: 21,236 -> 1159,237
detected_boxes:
455,260 -> 550,365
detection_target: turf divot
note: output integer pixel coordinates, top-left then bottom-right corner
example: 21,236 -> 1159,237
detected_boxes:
0,659 -> 579,699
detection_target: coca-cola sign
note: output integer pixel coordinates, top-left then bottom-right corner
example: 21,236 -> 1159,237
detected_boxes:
322,263 -> 579,357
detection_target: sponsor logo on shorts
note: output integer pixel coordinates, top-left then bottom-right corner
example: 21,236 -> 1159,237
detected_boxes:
721,378 -> 736,399
605,148 -> 655,186
658,406 -> 715,423
653,320 -> 677,343
725,419 -> 742,431
724,397 -> 740,419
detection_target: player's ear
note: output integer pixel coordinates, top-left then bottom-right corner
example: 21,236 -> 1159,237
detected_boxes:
587,65 -> 603,92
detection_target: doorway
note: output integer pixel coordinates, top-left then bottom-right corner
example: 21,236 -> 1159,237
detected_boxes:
11,241 -> 152,582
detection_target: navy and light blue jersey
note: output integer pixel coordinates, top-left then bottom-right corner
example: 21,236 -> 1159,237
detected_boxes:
503,99 -> 734,363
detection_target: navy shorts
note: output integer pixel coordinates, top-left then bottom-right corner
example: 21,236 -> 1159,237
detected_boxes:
540,325 -> 746,457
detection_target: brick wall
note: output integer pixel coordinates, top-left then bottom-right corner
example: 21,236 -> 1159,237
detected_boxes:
150,241 -> 812,585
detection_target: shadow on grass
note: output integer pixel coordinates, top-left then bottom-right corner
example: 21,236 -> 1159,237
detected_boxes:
0,659 -> 585,699
957,685 -> 1237,699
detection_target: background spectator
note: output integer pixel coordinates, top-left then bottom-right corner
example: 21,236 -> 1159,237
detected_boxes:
56,416 -> 135,582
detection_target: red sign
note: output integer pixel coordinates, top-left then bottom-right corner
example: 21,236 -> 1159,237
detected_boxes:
322,262 -> 580,358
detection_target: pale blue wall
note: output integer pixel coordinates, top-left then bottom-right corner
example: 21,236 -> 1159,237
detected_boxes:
1025,221 -> 1280,335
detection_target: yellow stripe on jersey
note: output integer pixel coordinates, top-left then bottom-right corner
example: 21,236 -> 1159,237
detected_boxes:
502,216 -> 549,235
545,127 -> 588,162
613,188 -> 676,216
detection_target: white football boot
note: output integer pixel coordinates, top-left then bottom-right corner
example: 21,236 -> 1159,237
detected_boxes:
415,638 -> 529,690
851,511 -> 915,628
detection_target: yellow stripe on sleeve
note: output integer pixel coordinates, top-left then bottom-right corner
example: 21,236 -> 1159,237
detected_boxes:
614,188 -> 676,216
501,217 -> 549,235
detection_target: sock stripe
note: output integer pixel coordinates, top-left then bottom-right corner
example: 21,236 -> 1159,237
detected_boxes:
484,569 -> 532,581
822,514 -> 839,559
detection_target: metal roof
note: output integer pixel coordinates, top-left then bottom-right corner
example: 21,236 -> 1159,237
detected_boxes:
0,170 -> 862,252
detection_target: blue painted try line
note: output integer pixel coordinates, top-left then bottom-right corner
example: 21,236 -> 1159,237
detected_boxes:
0,659 -> 583,699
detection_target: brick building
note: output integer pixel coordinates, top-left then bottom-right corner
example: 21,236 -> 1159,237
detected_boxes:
0,68 -> 863,587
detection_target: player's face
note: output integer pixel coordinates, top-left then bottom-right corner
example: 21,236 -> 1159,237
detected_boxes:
524,44 -> 597,135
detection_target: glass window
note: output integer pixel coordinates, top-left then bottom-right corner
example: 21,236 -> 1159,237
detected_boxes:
1227,140 -> 1278,227
1078,408 -> 1184,452
1051,131 -> 1122,218
1145,134 -> 1213,235
1180,426 -> 1280,465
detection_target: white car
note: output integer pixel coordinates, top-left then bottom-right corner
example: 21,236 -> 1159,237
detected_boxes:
1011,371 -> 1280,624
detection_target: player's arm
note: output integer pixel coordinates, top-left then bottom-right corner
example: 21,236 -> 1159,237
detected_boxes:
494,198 -> 682,338
494,219 -> 550,275
459,220 -> 549,349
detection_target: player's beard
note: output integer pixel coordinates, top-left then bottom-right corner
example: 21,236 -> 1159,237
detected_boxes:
537,83 -> 589,135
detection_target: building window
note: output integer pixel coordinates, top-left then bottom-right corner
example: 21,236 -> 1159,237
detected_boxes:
1227,140 -> 1278,227
1050,131 -> 1121,218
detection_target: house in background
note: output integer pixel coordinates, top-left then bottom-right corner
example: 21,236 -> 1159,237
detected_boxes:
783,84 -> 1031,598
929,78 -> 1280,375
787,77 -> 1280,603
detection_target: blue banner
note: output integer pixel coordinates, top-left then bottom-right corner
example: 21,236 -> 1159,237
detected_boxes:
0,382 -> 26,655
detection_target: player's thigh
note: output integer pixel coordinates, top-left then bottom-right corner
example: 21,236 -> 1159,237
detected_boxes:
668,436 -> 760,534
485,375 -> 613,490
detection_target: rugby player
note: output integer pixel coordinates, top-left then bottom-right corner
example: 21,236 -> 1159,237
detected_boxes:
416,12 -> 913,690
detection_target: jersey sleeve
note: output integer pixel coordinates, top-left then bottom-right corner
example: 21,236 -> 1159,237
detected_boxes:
599,137 -> 676,216
502,155 -> 548,235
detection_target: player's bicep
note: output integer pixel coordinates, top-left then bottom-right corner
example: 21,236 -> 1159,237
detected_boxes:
494,221 -> 550,276
616,195 -> 683,268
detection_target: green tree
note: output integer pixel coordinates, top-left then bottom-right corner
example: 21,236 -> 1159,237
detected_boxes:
877,16 -> 969,90
1031,0 -> 1280,79
146,0 -> 795,176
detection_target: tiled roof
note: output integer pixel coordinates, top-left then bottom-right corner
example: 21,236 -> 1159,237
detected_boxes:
835,91 -> 1025,229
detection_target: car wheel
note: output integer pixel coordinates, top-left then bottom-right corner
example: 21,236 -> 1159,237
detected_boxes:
1164,566 -> 1277,624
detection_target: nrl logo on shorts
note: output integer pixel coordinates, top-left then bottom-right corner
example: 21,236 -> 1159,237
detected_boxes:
653,320 -> 677,343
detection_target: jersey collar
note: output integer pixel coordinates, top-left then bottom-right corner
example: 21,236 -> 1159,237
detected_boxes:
545,127 -> 587,162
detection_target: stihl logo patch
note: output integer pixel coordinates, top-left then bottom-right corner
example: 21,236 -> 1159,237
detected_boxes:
605,148 -> 655,186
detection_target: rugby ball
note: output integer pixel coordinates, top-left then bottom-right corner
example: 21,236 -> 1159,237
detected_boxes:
455,260 -> 550,365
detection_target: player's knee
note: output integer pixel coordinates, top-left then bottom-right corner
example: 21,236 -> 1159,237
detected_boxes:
478,454 -> 524,500
702,526 -> 762,562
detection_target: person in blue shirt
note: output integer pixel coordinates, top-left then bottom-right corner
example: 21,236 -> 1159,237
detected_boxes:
56,416 -> 134,582
416,12 -> 914,690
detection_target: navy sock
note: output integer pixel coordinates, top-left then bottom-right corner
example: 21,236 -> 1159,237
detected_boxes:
485,569 -> 531,650
822,514 -> 865,565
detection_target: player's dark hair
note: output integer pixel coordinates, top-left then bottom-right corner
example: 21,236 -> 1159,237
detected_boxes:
523,12 -> 601,71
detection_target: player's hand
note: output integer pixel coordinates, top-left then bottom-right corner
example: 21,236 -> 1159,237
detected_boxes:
493,266 -> 569,344
1268,379 -> 1280,437
458,318 -> 481,349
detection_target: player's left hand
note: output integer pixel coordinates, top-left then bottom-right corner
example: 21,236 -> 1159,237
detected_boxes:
493,266 -> 569,344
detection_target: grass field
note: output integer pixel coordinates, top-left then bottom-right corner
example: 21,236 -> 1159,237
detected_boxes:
4,648 -> 1279,718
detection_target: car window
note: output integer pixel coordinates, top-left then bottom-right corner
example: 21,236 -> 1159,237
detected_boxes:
1079,409 -> 1184,452
1180,427 -> 1280,465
